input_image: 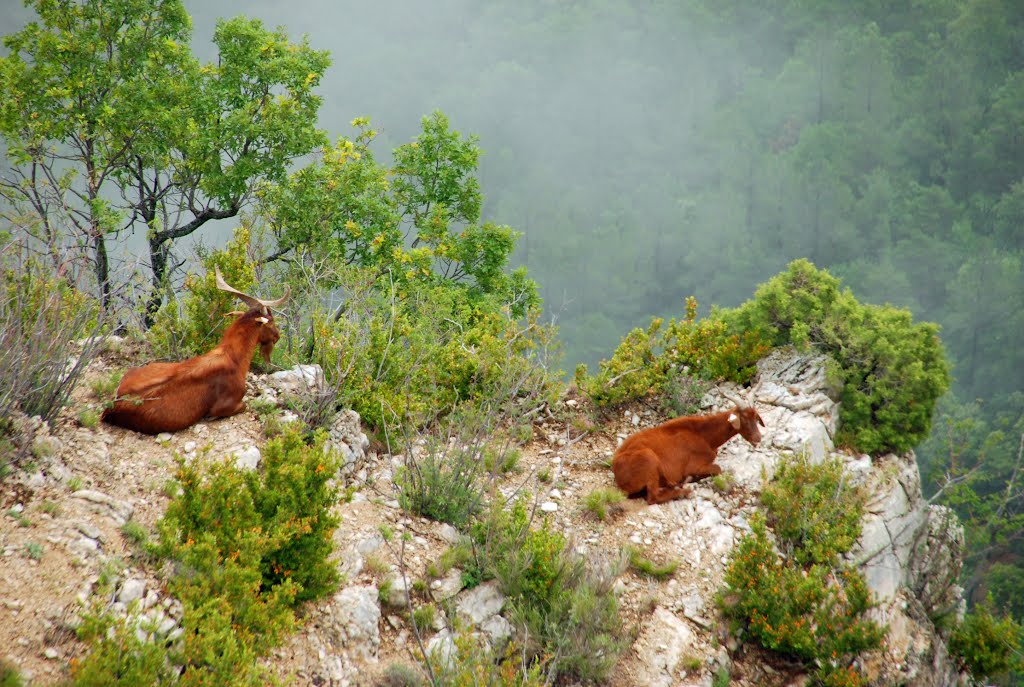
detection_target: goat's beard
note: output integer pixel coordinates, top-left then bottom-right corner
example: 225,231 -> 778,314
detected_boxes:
260,341 -> 275,363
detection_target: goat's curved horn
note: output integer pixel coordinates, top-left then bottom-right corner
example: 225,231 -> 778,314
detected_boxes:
215,266 -> 290,310
721,388 -> 746,408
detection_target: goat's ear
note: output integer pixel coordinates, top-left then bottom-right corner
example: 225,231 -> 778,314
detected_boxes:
256,316 -> 269,324
728,412 -> 741,429
757,412 -> 765,427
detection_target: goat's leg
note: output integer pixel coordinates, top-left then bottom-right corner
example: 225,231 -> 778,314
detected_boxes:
209,397 -> 246,418
646,467 -> 693,505
689,462 -> 723,480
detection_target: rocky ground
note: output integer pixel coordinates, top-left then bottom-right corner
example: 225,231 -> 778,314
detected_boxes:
0,346 -> 963,687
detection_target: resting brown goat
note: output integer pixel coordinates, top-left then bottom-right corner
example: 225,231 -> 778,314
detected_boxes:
101,268 -> 289,434
612,389 -> 765,504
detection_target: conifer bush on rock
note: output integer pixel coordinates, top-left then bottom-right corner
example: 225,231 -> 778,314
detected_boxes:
720,259 -> 950,456
719,453 -> 885,687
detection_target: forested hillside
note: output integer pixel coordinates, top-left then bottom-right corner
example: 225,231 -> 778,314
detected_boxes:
1,0 -> 1022,683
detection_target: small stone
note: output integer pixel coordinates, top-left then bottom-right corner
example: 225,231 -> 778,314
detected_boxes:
233,446 -> 261,471
156,432 -> 172,443
540,501 -> 558,512
118,578 -> 146,605
43,648 -> 59,660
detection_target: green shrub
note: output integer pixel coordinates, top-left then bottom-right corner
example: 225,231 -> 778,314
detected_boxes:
469,499 -> 626,683
380,663 -> 424,687
583,487 -> 626,521
304,267 -> 560,433
411,604 -> 436,634
426,631 -> 546,686
157,427 -> 341,649
719,515 -> 883,686
577,296 -> 770,408
761,452 -> 865,565
69,609 -> 174,686
720,259 -> 950,455
120,520 -> 148,547
77,408 -> 100,429
89,371 -> 122,402
175,599 -> 278,687
949,597 -> 1023,681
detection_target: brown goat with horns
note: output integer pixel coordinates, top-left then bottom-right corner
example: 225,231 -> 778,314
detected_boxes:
612,386 -> 765,504
101,268 -> 289,434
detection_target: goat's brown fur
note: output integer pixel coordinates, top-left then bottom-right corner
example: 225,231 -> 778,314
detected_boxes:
612,405 -> 765,504
102,278 -> 286,435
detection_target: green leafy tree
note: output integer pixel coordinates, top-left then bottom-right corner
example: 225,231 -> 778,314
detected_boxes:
0,0 -> 328,318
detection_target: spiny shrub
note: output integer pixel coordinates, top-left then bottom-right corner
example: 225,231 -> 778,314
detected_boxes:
719,259 -> 950,455
397,410 -> 497,528
949,596 -> 1023,682
761,452 -> 864,565
577,296 -> 770,408
0,253 -> 104,427
719,452 -> 884,687
469,499 -> 626,683
157,427 -> 341,647
425,631 -> 546,686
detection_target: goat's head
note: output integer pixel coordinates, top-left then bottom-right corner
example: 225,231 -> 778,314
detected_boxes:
723,384 -> 765,446
216,267 -> 289,362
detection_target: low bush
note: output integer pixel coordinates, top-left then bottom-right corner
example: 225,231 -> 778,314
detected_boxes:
719,452 -> 884,687
576,296 -> 770,409
583,487 -> 626,521
761,452 -> 864,565
949,597 -> 1023,682
627,547 -> 680,580
467,499 -> 626,683
304,268 -> 561,433
0,251 -> 104,431
158,428 -> 341,614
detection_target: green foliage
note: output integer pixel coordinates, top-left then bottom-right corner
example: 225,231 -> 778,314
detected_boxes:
426,631 -> 546,687
949,597 -> 1023,682
721,260 -> 950,455
0,660 -> 21,687
583,486 -> 626,521
720,452 -> 885,687
120,520 -> 148,547
148,226 -> 271,360
468,499 -> 626,683
157,427 -> 340,651
22,542 -> 42,560
381,663 -> 424,687
305,265 -> 559,433
411,604 -> 436,634
70,609 -> 174,686
397,417 -> 490,528
579,296 -> 770,408
77,409 -> 100,429
720,515 -> 883,686
761,452 -> 865,565
627,547 -> 680,580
